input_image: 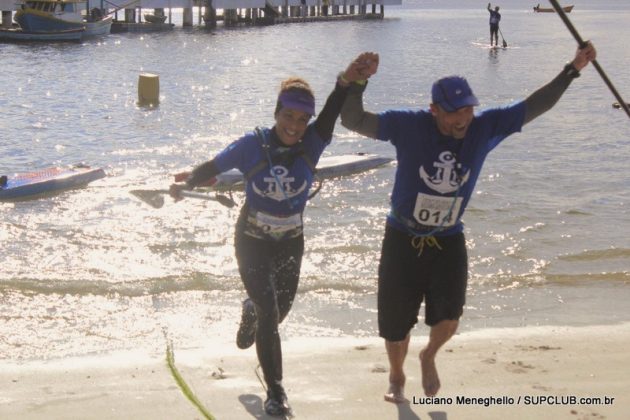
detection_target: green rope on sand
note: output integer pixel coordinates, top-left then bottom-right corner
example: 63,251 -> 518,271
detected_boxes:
166,340 -> 216,420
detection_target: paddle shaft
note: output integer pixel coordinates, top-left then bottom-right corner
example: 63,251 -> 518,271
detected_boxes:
498,28 -> 507,47
180,190 -> 219,201
548,0 -> 630,118
143,189 -> 218,201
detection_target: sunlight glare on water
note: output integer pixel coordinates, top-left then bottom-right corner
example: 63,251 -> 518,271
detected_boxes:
1,0 -> 629,360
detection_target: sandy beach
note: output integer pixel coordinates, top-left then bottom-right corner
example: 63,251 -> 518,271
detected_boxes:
1,323 -> 628,420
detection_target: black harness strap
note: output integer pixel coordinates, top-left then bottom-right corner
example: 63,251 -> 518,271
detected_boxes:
244,127 -> 321,201
245,127 -> 317,179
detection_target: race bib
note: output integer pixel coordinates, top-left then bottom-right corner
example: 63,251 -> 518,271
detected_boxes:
253,212 -> 302,234
413,193 -> 463,227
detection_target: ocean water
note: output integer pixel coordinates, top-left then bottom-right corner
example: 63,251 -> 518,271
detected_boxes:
1,0 -> 629,361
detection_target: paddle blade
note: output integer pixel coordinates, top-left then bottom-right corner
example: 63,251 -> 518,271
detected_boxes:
503,39 -> 508,48
214,194 -> 236,208
130,189 -> 165,209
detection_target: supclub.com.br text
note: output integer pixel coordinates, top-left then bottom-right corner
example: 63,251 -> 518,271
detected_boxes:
412,395 -> 616,407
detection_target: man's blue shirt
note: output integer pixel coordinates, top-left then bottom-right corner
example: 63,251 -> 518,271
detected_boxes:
376,101 -> 526,236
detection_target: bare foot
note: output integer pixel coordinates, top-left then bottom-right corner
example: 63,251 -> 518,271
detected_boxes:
384,373 -> 408,403
419,349 -> 440,396
384,382 -> 408,403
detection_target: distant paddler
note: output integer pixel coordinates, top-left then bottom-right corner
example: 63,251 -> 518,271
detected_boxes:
487,3 -> 502,47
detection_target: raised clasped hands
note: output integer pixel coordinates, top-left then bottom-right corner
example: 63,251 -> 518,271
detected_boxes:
343,52 -> 379,83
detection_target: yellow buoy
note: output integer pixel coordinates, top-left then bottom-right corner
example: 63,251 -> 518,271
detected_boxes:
138,73 -> 160,107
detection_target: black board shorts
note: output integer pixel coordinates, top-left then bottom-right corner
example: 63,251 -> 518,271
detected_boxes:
377,224 -> 468,342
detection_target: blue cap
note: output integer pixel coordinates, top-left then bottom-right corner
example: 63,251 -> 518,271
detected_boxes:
278,90 -> 316,116
431,76 -> 479,112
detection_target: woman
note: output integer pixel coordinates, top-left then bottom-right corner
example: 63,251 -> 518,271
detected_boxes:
170,73 -> 351,416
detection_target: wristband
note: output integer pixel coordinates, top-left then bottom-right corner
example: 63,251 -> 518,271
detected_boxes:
337,71 -> 367,86
337,71 -> 350,87
563,62 -> 580,79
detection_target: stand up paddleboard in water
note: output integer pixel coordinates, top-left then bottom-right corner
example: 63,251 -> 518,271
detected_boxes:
471,41 -> 508,50
0,164 -> 106,201
174,153 -> 393,191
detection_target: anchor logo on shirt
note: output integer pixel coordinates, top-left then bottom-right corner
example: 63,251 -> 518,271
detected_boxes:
252,165 -> 307,201
419,151 -> 470,194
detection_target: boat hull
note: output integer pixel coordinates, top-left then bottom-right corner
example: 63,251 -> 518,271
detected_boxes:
0,27 -> 84,42
13,3 -> 110,37
15,9 -> 85,32
85,16 -> 112,36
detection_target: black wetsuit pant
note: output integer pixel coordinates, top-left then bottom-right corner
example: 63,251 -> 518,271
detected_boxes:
234,220 -> 304,396
490,24 -> 499,45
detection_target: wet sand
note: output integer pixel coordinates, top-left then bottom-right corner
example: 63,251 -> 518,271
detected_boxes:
1,323 -> 628,419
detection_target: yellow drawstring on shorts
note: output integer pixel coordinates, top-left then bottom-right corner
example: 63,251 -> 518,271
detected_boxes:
411,235 -> 442,257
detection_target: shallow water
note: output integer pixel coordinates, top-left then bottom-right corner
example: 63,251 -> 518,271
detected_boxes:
1,0 -> 629,360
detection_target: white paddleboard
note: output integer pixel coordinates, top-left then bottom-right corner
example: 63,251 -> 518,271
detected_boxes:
194,154 -> 392,191
471,41 -> 507,50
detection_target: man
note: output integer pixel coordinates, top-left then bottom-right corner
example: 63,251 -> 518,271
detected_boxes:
338,44 -> 596,402
487,3 -> 501,47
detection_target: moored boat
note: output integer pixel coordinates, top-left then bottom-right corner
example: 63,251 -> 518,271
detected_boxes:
14,0 -> 111,36
533,4 -> 574,13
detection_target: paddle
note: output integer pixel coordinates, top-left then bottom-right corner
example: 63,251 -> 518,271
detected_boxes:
130,189 -> 236,209
548,0 -> 630,119
499,28 -> 508,48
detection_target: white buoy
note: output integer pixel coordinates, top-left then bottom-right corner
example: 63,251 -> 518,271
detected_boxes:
138,73 -> 159,107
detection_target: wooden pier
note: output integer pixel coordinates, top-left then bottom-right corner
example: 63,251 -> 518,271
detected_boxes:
0,0 -> 400,30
